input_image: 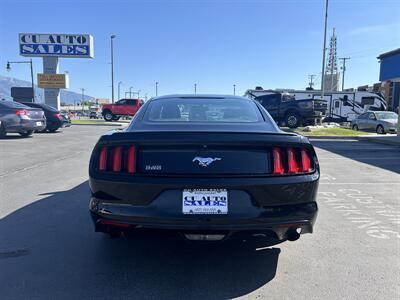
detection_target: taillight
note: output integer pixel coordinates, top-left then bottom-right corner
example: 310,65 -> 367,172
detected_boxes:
99,147 -> 107,171
54,113 -> 61,119
126,146 -> 136,173
16,109 -> 28,116
272,147 -> 314,175
272,147 -> 284,174
111,147 -> 122,172
287,148 -> 300,173
97,145 -> 136,173
301,148 -> 312,172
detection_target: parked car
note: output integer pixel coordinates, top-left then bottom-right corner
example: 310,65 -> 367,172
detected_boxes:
89,110 -> 101,119
351,111 -> 398,134
60,112 -> 71,127
89,94 -> 319,242
22,102 -> 67,132
0,101 -> 46,138
249,92 -> 327,128
101,98 -> 144,121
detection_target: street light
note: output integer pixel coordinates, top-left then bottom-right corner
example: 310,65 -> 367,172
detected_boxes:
194,83 -> 197,94
233,84 -> 236,95
6,59 -> 35,102
110,34 -> 116,104
117,81 -> 122,100
320,0 -> 329,99
155,82 -> 158,97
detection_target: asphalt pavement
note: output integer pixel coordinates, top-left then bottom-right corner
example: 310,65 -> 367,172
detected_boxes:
0,127 -> 399,299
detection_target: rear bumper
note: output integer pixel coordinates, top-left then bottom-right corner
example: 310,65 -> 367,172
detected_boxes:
7,119 -> 46,132
90,200 -> 318,240
89,173 -> 319,240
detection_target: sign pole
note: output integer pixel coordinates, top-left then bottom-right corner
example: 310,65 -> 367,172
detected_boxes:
43,57 -> 60,109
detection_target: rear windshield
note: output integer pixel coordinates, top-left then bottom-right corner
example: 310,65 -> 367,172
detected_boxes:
0,101 -> 30,109
145,98 -> 262,123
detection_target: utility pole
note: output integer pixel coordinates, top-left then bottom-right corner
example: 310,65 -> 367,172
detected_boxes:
339,57 -> 350,91
233,84 -> 236,95
80,88 -> 85,111
117,81 -> 122,100
110,35 -> 116,104
320,0 -> 329,99
194,83 -> 197,94
155,82 -> 158,96
129,86 -> 133,98
308,75 -> 316,89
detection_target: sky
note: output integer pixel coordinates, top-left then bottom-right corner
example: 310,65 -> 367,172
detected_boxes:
0,0 -> 399,99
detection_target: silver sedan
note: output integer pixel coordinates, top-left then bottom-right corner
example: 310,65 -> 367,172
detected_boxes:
351,111 -> 398,134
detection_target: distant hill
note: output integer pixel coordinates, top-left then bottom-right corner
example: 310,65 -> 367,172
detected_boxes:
0,75 -> 94,104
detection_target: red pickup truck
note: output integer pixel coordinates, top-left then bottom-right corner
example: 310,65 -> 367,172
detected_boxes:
102,98 -> 144,121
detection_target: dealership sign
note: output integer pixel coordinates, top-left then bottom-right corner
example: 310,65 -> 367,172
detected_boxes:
37,73 -> 69,89
19,33 -> 94,58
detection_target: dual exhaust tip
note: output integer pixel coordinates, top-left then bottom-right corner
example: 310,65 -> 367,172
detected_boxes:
183,228 -> 301,242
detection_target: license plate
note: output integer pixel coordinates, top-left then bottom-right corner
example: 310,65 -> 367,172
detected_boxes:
182,189 -> 228,214
36,121 -> 42,126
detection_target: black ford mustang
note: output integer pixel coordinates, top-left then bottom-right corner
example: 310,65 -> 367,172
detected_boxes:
89,95 -> 319,242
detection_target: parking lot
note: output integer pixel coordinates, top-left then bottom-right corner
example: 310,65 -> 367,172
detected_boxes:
0,126 -> 399,299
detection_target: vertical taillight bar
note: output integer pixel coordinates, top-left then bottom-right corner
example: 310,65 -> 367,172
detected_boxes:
111,147 -> 122,172
287,147 -> 300,173
272,147 -> 284,174
301,148 -> 312,172
126,146 -> 136,173
99,147 -> 107,171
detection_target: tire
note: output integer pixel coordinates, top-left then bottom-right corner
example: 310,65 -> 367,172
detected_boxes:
0,122 -> 6,138
352,124 -> 358,131
285,112 -> 301,128
103,111 -> 114,122
48,128 -> 58,133
376,125 -> 385,134
19,130 -> 33,137
112,116 -> 121,121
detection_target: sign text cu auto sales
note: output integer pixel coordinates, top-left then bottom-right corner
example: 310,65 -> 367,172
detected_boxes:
19,33 -> 94,58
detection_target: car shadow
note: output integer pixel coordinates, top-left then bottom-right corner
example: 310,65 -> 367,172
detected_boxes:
311,139 -> 400,174
0,182 -> 280,299
0,134 -> 33,140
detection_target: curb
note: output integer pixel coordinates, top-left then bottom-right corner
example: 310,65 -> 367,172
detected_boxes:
306,136 -> 365,140
71,123 -> 125,127
307,135 -> 400,146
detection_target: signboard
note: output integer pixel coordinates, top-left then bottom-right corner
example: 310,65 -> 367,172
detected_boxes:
37,73 -> 69,89
19,33 -> 94,58
11,87 -> 34,102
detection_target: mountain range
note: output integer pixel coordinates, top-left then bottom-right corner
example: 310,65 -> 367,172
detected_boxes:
0,75 -> 94,104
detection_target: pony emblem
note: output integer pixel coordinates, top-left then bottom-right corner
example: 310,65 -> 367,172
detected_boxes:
192,157 -> 222,167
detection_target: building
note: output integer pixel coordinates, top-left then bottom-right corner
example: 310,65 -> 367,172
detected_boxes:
94,98 -> 110,105
378,48 -> 400,112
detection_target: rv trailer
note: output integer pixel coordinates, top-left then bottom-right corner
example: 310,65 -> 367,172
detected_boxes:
245,88 -> 386,123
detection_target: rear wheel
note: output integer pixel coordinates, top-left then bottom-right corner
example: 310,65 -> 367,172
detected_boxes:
103,111 -> 114,122
352,124 -> 359,131
112,116 -> 121,121
376,125 -> 385,134
0,122 -> 6,138
19,130 -> 33,137
285,112 -> 301,128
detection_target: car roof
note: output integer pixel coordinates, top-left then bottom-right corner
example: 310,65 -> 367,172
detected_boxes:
149,94 -> 251,101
